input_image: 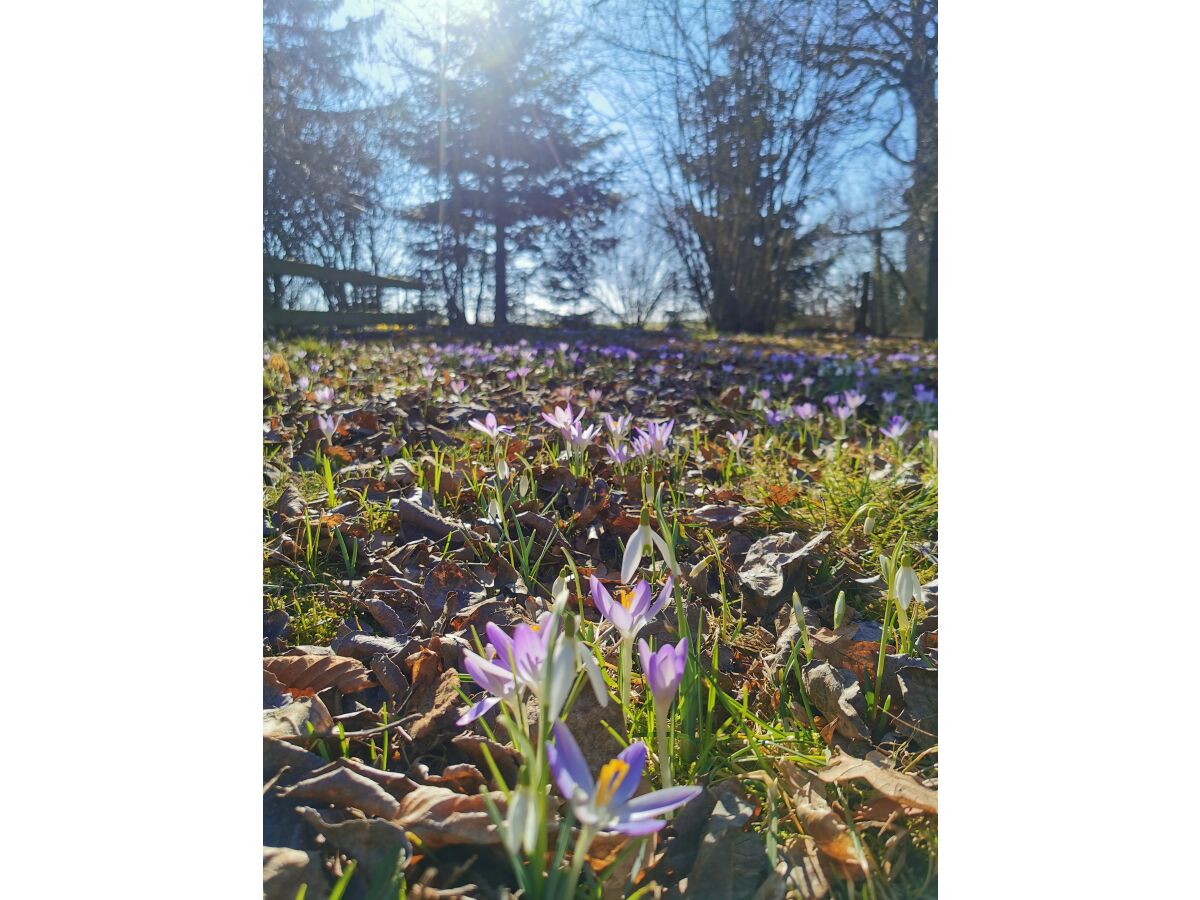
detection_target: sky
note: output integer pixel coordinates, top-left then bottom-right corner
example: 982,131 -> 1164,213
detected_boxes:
301,0 -> 916,319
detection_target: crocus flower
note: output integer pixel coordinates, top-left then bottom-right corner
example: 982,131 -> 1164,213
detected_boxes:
469,412 -> 514,441
880,415 -> 909,440
316,413 -> 343,444
457,615 -> 552,725
765,409 -> 785,428
313,385 -> 334,406
834,404 -> 853,422
632,419 -> 674,457
824,394 -> 841,408
590,575 -> 673,642
588,389 -> 603,404
564,420 -> 599,451
725,430 -> 748,453
793,402 -> 817,420
881,390 -> 897,404
547,723 -> 701,835
296,375 -> 310,391
779,372 -> 794,387
844,389 -> 867,409
420,364 -> 436,383
638,637 -> 688,712
450,379 -> 468,398
603,412 -> 633,443
541,403 -> 583,432
605,442 -> 631,465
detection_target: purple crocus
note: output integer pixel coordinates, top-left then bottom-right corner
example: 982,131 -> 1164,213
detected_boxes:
880,415 -> 910,440
469,412 -> 514,441
725,430 -> 748,453
590,576 -> 674,642
546,722 -> 701,835
793,402 -> 817,421
843,389 -> 867,410
603,412 -> 633,443
638,637 -> 688,712
541,403 -> 583,432
881,390 -> 897,404
457,615 -> 553,725
824,394 -> 841,409
765,409 -> 785,428
313,385 -> 334,406
606,442 -> 632,465
834,404 -> 853,422
316,413 -> 343,444
632,419 -> 674,457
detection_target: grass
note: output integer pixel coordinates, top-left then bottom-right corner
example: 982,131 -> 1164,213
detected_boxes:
264,328 -> 937,898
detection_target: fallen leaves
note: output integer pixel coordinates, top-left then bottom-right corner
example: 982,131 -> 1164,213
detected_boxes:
263,654 -> 375,695
392,785 -> 504,849
278,766 -> 403,819
802,659 -> 872,742
814,752 -> 938,815
737,530 -> 831,616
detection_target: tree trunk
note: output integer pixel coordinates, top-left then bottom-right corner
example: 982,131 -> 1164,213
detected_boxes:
923,212 -> 937,340
871,229 -> 888,336
855,271 -> 870,335
494,220 -> 508,326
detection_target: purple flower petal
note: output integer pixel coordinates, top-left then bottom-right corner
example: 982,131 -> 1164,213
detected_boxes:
548,722 -> 593,800
609,818 -> 665,836
645,577 -> 674,620
610,742 -> 648,807
622,785 -> 704,820
456,695 -> 500,726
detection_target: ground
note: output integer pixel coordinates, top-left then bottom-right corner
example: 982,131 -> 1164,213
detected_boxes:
263,327 -> 938,899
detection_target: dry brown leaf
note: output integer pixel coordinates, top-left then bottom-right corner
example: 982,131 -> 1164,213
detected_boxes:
406,668 -> 463,754
793,783 -> 868,879
278,766 -> 402,819
263,654 -> 374,695
801,660 -> 871,742
814,753 -> 937,815
263,695 -> 335,741
392,784 -> 503,849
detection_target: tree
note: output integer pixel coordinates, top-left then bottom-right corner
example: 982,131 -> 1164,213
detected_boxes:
830,0 -> 937,337
393,0 -> 620,326
263,0 -> 388,310
588,214 -> 684,328
600,0 -> 865,334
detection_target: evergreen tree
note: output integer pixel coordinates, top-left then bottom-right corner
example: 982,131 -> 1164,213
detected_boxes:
394,0 -> 619,326
263,0 -> 384,309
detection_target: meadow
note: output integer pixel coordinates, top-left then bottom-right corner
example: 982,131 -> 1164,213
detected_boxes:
263,328 -> 938,899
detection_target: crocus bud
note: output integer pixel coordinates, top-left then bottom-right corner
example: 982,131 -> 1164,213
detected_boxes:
496,457 -> 510,481
863,512 -> 877,535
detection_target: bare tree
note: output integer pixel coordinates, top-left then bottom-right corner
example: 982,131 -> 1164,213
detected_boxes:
591,0 -> 868,333
827,0 -> 937,337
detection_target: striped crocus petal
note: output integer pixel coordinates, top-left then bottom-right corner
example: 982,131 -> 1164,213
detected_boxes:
456,694 -> 501,726
620,785 -> 704,821
461,649 -> 515,699
643,576 -> 674,622
624,580 -> 652,621
547,722 -> 593,802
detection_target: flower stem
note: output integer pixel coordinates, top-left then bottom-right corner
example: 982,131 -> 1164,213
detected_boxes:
620,637 -> 633,721
565,824 -> 596,898
655,703 -> 673,790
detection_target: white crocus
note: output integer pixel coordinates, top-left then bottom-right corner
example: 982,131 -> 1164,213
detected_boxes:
621,507 -> 680,583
